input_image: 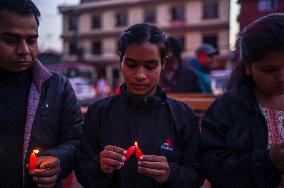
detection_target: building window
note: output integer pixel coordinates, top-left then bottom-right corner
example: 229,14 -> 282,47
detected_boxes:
92,15 -> 101,29
170,5 -> 185,24
258,0 -> 278,11
203,2 -> 218,19
115,12 -> 127,27
92,41 -> 102,55
69,42 -> 77,55
202,35 -> 218,50
144,8 -> 156,23
68,15 -> 76,31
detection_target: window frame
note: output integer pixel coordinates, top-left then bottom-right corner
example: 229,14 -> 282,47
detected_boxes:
91,14 -> 101,29
69,42 -> 77,55
202,1 -> 219,19
115,12 -> 128,27
92,41 -> 102,55
170,4 -> 185,22
144,7 -> 156,23
202,34 -> 218,50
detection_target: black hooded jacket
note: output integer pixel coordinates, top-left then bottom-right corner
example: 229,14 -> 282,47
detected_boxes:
76,85 -> 203,188
200,83 -> 283,188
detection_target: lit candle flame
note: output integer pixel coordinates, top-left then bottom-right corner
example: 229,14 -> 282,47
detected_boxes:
33,150 -> 39,154
134,141 -> 138,146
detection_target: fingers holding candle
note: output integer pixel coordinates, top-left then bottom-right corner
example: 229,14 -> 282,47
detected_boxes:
37,156 -> 61,170
100,145 -> 126,174
137,155 -> 170,183
31,156 -> 61,187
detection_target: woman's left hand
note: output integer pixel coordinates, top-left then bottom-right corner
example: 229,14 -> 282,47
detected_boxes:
138,155 -> 170,183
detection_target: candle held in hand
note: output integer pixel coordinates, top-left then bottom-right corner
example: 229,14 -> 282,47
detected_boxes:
29,150 -> 39,173
125,146 -> 135,160
135,142 -> 143,160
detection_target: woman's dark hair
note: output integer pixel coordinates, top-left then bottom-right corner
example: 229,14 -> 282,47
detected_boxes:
166,36 -> 183,64
0,0 -> 40,26
227,13 -> 284,89
118,23 -> 168,63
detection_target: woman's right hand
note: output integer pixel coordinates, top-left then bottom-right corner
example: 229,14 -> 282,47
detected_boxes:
269,143 -> 284,171
100,145 -> 126,174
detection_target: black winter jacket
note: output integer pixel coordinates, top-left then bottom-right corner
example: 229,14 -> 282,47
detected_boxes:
76,86 -> 203,188
200,83 -> 283,188
23,61 -> 83,188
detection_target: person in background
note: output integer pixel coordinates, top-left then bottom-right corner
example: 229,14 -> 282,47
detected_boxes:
160,36 -> 201,93
95,76 -> 111,100
0,0 -> 83,187
200,13 -> 284,187
75,23 -> 203,188
188,43 -> 218,93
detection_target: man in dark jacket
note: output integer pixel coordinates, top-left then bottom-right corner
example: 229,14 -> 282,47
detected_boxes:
0,0 -> 83,187
188,44 -> 218,93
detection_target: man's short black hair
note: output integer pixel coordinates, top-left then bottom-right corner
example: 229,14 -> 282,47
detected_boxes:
0,0 -> 40,26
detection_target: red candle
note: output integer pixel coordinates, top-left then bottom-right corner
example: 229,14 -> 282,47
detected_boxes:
29,150 -> 39,173
124,146 -> 135,160
135,142 -> 143,160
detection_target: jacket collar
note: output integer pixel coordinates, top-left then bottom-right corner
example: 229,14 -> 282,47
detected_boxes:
22,59 -> 51,179
31,59 -> 52,91
120,84 -> 167,109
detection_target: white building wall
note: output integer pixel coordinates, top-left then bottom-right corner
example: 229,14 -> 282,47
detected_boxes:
129,8 -> 143,25
102,11 -> 115,30
81,40 -> 92,58
156,4 -> 170,27
103,38 -> 117,57
185,32 -> 202,56
219,0 -> 230,22
218,30 -> 229,55
186,1 -> 202,24
79,13 -> 91,33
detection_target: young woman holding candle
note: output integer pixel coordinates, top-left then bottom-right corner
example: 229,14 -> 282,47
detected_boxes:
200,13 -> 284,187
76,23 -> 203,188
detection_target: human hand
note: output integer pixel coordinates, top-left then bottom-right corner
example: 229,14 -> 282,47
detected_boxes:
100,145 -> 126,174
29,156 -> 61,188
138,155 -> 170,183
269,143 -> 284,171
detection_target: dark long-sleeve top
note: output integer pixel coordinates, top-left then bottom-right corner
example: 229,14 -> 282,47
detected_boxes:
0,68 -> 31,187
76,85 -> 203,188
200,82 -> 283,188
160,64 -> 201,93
